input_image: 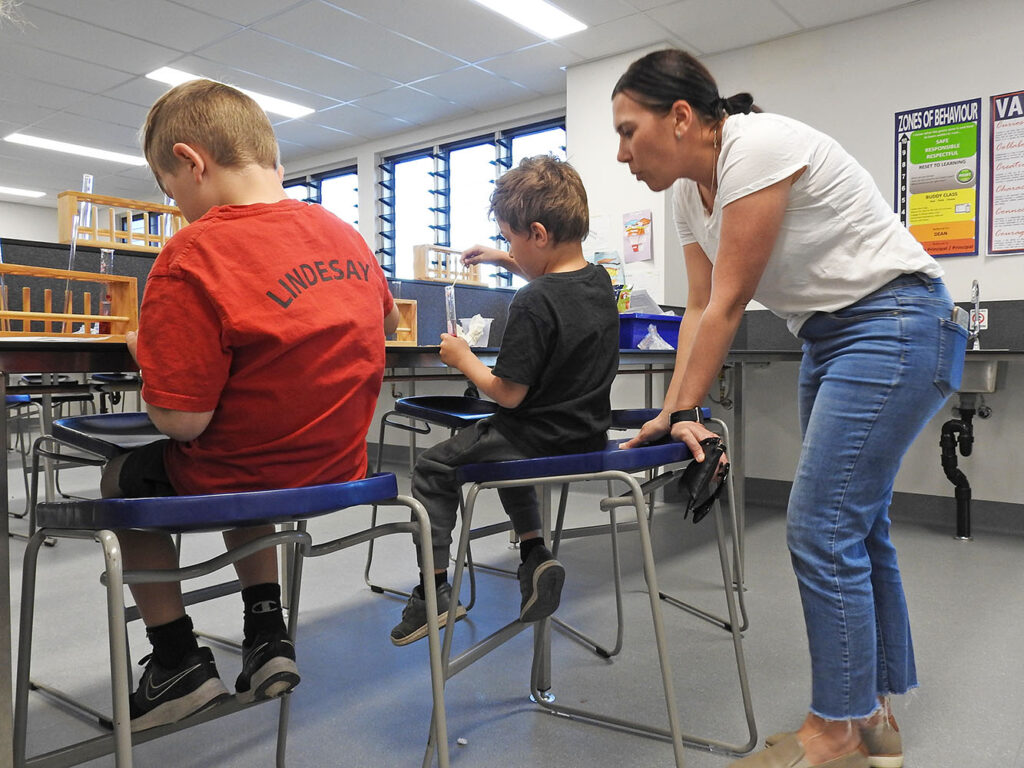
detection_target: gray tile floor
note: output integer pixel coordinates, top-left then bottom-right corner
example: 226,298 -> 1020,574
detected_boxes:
7,454 -> 1024,767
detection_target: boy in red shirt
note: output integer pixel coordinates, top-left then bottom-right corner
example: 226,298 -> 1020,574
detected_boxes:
100,79 -> 398,731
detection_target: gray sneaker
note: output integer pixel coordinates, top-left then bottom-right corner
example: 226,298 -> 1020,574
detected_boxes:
765,715 -> 902,768
517,544 -> 565,623
390,582 -> 466,646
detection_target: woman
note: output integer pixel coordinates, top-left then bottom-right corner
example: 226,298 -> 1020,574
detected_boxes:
613,49 -> 967,768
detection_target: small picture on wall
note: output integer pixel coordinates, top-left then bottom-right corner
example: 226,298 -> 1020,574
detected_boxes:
623,210 -> 652,263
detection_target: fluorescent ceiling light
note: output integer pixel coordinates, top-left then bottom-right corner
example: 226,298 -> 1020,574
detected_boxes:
0,185 -> 46,198
146,67 -> 315,119
469,0 -> 586,39
3,133 -> 146,166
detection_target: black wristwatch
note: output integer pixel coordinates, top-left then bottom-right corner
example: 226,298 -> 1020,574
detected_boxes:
669,407 -> 703,425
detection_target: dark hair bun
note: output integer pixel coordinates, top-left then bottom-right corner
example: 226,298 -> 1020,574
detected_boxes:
723,92 -> 759,115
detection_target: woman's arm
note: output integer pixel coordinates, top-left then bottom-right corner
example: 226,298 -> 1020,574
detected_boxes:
671,177 -> 792,414
623,175 -> 795,460
621,241 -> 712,449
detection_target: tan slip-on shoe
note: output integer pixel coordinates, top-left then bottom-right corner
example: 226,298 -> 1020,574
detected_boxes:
765,716 -> 902,768
731,733 -> 869,768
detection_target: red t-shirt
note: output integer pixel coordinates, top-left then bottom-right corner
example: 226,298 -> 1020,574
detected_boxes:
137,199 -> 393,495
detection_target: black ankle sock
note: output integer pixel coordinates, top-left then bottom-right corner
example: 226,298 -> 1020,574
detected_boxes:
241,583 -> 286,644
146,615 -> 198,669
417,571 -> 448,596
519,537 -> 545,563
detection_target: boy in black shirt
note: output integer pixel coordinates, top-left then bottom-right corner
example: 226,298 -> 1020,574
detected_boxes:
391,156 -> 620,645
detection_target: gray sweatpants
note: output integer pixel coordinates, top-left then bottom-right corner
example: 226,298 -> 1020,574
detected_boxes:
412,419 -> 540,571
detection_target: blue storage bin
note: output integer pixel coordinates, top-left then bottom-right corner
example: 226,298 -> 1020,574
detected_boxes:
618,312 -> 682,349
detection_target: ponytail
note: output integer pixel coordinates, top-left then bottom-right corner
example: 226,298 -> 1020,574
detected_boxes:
614,50 -> 761,122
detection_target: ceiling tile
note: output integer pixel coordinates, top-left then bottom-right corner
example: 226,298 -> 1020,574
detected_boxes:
413,67 -> 538,112
23,0 -> 241,50
0,77 -> 84,113
311,104 -> 410,139
554,0 -> 640,26
558,14 -> 674,59
29,113 -> 145,156
646,0 -> 800,53
322,0 -> 540,62
477,43 -> 581,95
169,0 -> 310,26
5,4 -> 181,75
353,87 -> 469,127
165,54 -> 343,112
273,120 -> 356,154
60,96 -> 152,133
255,1 -> 464,83
773,0 -> 918,29
192,30 -> 395,104
0,41 -> 135,94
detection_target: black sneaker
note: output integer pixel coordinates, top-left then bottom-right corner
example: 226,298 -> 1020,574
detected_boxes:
390,582 -> 466,646
517,545 -> 565,623
235,630 -> 300,704
129,647 -> 230,732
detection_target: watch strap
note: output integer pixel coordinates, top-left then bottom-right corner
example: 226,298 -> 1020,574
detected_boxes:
669,407 -> 703,425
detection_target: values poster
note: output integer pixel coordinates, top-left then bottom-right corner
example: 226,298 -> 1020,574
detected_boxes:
989,90 -> 1024,254
895,98 -> 981,256
622,209 -> 652,263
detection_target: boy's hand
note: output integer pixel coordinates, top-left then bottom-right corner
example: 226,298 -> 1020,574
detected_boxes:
125,330 -> 139,364
462,244 -> 515,271
439,332 -> 472,368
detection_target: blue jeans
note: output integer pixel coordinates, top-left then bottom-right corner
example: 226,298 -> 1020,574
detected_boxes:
787,273 -> 966,720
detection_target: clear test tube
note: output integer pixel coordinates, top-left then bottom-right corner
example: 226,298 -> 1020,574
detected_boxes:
444,284 -> 458,337
98,247 -> 114,334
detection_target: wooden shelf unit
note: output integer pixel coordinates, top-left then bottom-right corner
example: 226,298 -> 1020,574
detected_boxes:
58,191 -> 185,254
386,299 -> 417,347
0,263 -> 139,341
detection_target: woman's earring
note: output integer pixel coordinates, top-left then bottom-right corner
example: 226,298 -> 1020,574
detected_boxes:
675,131 -> 682,139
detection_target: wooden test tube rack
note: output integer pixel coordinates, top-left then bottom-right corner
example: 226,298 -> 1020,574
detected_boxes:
0,263 -> 139,341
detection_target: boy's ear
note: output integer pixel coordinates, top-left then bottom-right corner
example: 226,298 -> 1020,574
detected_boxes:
529,221 -> 549,245
171,142 -> 206,182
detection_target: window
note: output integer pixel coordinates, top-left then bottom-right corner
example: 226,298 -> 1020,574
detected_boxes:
378,117 -> 566,283
319,171 -> 358,227
283,166 -> 358,227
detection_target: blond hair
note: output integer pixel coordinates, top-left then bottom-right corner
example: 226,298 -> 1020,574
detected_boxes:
142,79 -> 279,177
490,156 -> 589,244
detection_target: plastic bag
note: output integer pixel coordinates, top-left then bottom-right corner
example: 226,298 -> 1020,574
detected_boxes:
637,323 -> 674,350
457,314 -> 493,347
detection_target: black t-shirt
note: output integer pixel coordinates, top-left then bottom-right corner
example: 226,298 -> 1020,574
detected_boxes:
489,263 -> 619,456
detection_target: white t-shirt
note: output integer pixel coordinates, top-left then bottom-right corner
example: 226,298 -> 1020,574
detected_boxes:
673,112 -> 942,336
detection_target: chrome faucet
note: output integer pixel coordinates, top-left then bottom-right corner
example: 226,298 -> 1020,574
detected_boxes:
969,280 -> 981,350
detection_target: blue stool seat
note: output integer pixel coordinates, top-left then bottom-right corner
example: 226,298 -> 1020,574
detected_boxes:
35,474 -> 399,532
394,395 -> 498,429
51,412 -> 163,459
458,439 -> 693,483
7,395 -> 33,406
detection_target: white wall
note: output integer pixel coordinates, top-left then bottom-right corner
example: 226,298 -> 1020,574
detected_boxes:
0,200 -> 58,243
566,0 -> 1024,503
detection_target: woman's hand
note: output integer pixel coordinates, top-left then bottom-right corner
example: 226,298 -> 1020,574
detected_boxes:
619,411 -> 671,449
462,245 -> 517,273
670,420 -> 726,468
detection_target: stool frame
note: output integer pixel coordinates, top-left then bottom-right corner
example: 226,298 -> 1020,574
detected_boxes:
421,441 -> 757,768
13,476 -> 451,768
